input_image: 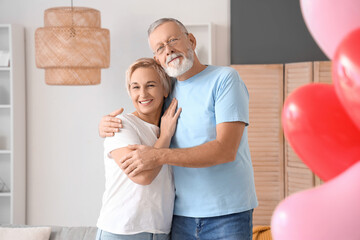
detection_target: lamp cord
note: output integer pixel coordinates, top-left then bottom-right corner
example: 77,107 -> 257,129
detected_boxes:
70,0 -> 76,37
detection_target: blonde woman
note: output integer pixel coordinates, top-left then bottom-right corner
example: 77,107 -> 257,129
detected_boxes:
96,58 -> 181,240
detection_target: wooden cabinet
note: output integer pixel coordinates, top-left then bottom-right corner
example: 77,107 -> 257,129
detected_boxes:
231,61 -> 331,226
0,24 -> 26,224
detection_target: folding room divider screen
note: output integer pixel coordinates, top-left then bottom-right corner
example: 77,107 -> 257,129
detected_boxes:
231,61 -> 331,226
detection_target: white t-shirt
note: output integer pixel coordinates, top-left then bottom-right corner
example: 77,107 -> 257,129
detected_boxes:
96,113 -> 175,235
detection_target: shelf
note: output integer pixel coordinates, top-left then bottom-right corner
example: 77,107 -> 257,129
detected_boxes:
0,150 -> 11,154
0,24 -> 26,224
0,69 -> 11,105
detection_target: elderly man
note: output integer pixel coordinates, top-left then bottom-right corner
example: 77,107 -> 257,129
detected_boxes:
99,18 -> 258,240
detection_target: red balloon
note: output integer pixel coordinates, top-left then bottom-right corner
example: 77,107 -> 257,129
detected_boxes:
333,28 -> 360,131
282,83 -> 360,181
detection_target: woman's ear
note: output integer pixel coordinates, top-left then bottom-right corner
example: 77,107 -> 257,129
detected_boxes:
153,56 -> 161,65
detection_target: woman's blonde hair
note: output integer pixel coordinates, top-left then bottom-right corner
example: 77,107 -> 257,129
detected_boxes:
125,58 -> 172,96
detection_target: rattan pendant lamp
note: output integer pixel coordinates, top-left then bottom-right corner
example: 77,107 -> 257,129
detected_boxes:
35,1 -> 110,85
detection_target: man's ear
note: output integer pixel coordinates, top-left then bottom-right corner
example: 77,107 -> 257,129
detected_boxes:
187,33 -> 197,50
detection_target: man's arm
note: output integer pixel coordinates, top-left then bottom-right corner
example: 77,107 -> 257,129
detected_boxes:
120,121 -> 245,177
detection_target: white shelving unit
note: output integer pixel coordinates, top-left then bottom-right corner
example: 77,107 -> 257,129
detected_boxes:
185,23 -> 216,65
0,24 -> 26,224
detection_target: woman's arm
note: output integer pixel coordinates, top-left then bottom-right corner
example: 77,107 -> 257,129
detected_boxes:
111,147 -> 161,185
110,98 -> 181,185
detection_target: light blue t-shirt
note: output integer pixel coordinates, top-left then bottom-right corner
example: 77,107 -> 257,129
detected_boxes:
165,65 -> 258,218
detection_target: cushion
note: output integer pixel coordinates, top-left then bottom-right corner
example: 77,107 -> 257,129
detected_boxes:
49,226 -> 97,240
0,226 -> 51,240
253,226 -> 272,240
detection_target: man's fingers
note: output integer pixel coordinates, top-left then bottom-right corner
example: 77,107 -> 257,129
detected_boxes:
121,159 -> 132,169
104,121 -> 122,128
129,167 -> 140,177
120,152 -> 133,164
123,163 -> 136,175
105,116 -> 122,124
103,126 -> 118,132
109,108 -> 124,117
127,144 -> 140,150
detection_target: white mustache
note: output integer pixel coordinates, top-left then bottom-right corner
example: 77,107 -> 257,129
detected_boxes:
166,53 -> 183,65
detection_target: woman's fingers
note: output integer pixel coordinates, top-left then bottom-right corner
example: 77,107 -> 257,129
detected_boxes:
165,98 -> 177,117
169,98 -> 178,116
174,107 -> 182,119
163,98 -> 176,116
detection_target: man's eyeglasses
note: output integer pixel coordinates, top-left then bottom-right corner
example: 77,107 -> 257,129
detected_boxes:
154,33 -> 187,56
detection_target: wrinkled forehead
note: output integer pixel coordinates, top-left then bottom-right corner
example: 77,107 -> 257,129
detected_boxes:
148,22 -> 184,47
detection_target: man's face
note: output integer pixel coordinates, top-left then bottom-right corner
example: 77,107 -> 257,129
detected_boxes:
149,22 -> 195,78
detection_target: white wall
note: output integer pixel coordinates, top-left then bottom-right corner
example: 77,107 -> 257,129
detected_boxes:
0,0 -> 230,226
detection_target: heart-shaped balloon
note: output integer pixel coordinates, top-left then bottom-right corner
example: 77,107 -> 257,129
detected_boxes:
333,28 -> 360,131
282,83 -> 360,181
300,0 -> 360,59
271,161 -> 360,240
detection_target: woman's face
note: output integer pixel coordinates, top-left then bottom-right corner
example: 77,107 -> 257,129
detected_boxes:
129,67 -> 167,120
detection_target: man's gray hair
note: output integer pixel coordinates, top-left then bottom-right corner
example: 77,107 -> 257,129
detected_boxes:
148,18 -> 188,36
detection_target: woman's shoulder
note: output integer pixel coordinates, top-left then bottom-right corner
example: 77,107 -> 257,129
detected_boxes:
117,113 -> 133,120
103,113 -> 141,151
116,113 -> 139,123
116,113 -> 140,129
104,113 -> 139,143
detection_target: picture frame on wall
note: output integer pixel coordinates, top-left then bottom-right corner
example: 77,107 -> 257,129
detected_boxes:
185,23 -> 215,65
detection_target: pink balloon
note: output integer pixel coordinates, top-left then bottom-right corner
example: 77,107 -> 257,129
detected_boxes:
300,0 -> 360,59
333,29 -> 360,130
271,161 -> 360,240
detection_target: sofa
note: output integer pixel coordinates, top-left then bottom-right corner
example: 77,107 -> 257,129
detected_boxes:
0,224 -> 97,240
1,225 -> 272,240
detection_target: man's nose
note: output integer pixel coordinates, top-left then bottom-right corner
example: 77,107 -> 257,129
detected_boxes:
165,44 -> 175,55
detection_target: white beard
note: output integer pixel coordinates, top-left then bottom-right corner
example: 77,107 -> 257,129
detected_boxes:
164,49 -> 194,78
